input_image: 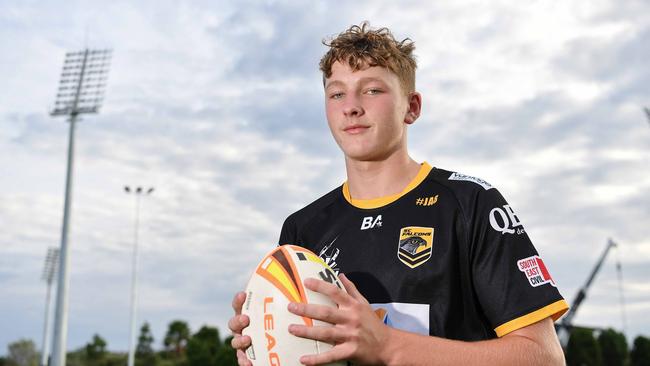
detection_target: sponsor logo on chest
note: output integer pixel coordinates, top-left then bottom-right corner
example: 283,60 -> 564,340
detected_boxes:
360,214 -> 383,230
397,226 -> 434,268
370,303 -> 430,335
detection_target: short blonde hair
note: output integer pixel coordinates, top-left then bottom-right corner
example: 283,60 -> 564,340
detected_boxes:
319,22 -> 417,93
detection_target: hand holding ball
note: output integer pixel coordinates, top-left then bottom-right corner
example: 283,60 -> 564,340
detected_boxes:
242,245 -> 346,366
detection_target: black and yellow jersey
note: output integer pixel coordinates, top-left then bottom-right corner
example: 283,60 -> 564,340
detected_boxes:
278,162 -> 568,340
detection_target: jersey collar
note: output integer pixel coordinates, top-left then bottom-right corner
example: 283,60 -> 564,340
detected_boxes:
342,162 -> 432,209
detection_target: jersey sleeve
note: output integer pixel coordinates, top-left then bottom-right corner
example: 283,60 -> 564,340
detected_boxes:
278,214 -> 298,246
468,187 -> 568,337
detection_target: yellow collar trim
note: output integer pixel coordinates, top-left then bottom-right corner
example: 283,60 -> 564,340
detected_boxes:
342,162 -> 432,209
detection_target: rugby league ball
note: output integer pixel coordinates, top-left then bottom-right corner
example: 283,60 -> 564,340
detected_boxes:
242,245 -> 346,366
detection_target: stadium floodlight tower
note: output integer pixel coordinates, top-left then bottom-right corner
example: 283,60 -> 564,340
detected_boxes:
49,48 -> 112,366
40,247 -> 59,366
124,186 -> 155,366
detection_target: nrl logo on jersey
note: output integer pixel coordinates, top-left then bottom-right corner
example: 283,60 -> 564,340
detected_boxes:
397,227 -> 434,268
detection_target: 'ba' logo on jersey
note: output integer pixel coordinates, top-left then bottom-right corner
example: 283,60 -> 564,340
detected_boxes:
360,215 -> 382,230
397,227 -> 434,268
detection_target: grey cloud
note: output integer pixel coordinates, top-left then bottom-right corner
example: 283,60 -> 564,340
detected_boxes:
554,25 -> 650,83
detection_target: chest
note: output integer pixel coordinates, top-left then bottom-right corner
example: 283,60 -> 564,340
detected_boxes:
299,194 -> 467,303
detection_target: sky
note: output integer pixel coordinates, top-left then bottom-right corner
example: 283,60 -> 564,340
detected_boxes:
1,0 -> 649,356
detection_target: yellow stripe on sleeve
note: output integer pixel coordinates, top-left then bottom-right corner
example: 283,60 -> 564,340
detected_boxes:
494,300 -> 569,337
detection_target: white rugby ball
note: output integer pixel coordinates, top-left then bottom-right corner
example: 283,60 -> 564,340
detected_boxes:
242,245 -> 346,366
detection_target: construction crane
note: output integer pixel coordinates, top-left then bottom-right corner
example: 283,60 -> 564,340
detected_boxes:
557,238 -> 622,348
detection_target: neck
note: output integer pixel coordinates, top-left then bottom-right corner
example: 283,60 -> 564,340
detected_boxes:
344,151 -> 421,200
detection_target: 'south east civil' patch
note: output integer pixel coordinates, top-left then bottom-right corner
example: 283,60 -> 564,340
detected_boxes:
517,255 -> 556,287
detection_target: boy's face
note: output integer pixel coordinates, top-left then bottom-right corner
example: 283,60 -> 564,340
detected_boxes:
324,61 -> 417,162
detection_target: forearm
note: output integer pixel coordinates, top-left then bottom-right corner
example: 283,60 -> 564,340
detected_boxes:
379,319 -> 564,366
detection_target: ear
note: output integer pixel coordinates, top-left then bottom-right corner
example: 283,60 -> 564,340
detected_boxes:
404,91 -> 422,125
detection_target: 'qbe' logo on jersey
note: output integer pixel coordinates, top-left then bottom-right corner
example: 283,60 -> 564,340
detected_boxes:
489,205 -> 525,235
517,255 -> 556,287
397,227 -> 434,268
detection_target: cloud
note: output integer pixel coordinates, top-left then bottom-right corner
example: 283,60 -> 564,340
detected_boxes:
1,0 -> 649,355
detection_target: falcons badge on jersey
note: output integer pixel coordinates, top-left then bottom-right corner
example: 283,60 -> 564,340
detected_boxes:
397,226 -> 434,268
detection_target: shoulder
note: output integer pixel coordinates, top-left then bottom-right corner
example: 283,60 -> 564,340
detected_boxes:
427,166 -> 492,190
282,185 -> 343,231
427,167 -> 498,199
426,167 -> 509,218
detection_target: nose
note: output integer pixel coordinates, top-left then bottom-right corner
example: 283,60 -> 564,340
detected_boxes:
343,95 -> 364,118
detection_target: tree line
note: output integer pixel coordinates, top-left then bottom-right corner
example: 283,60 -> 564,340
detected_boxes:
0,320 -> 237,366
566,327 -> 650,366
2,323 -> 649,366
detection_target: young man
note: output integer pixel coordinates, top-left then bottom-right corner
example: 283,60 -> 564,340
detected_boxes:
229,23 -> 568,365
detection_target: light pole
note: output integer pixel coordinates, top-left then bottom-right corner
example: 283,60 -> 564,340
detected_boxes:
124,186 -> 154,366
40,247 -> 59,366
50,48 -> 111,366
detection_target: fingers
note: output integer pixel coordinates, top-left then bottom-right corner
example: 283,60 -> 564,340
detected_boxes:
228,313 -> 250,334
229,291 -> 249,335
303,277 -> 352,306
230,292 -> 251,364
288,323 -> 346,344
299,351 -> 346,366
339,273 -> 368,304
232,291 -> 247,314
236,349 -> 253,366
288,301 -> 347,325
287,276 -> 378,365
231,334 -> 251,350
288,324 -> 351,365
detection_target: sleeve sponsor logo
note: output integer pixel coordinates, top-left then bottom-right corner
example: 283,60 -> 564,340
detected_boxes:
489,204 -> 525,235
517,255 -> 556,287
448,172 -> 493,190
